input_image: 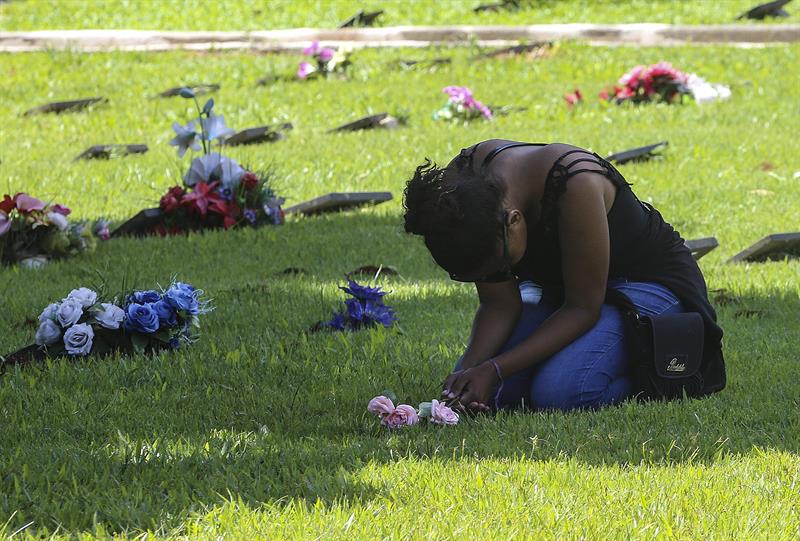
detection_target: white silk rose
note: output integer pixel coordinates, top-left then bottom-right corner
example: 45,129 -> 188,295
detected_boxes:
56,299 -> 83,328
63,323 -> 94,356
67,287 -> 97,308
35,319 -> 62,345
94,303 -> 125,329
38,302 -> 60,323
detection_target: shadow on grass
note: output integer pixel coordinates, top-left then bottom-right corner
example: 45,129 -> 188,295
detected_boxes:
0,213 -> 798,533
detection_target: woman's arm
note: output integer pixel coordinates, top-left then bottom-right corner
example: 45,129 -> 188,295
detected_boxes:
457,279 -> 522,370
448,173 -> 612,406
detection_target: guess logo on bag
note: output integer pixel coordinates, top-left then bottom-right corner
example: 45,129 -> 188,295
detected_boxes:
666,356 -> 687,373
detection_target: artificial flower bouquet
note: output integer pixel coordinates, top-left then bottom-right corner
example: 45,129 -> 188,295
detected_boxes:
2,281 -> 211,367
368,394 -> 460,428
297,41 -> 351,80
600,62 -> 731,105
316,279 -> 396,331
112,88 -> 284,237
0,193 -> 101,267
433,86 -> 493,122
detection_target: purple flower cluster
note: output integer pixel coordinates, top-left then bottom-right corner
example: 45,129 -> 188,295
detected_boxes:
325,280 -> 396,331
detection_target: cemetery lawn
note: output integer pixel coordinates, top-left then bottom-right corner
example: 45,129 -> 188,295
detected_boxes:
0,43 -> 799,538
2,0 -> 800,31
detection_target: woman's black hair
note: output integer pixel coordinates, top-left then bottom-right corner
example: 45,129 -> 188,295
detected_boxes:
403,150 -> 507,276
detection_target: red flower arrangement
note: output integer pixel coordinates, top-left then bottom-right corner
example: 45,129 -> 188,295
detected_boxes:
600,62 -> 690,104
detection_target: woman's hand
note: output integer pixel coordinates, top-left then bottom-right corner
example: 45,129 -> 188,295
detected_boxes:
441,362 -> 500,413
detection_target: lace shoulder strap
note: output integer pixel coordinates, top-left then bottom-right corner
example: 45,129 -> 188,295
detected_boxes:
539,150 -> 631,234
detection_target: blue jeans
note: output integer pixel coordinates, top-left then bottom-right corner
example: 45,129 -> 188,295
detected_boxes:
456,280 -> 684,411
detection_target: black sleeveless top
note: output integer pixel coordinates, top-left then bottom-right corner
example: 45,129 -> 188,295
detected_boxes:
478,142 -> 726,396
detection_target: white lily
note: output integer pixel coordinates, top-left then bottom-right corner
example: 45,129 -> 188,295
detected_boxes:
169,120 -> 202,158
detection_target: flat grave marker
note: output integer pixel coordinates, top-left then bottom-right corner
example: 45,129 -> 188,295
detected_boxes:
727,232 -> 800,263
397,58 -> 452,70
74,144 -> 148,161
606,141 -> 668,165
157,84 -> 219,98
24,97 -> 106,116
474,42 -> 553,60
284,192 -> 393,216
223,123 -> 293,146
737,0 -> 792,19
330,113 -> 399,132
110,208 -> 164,238
339,9 -> 384,28
473,0 -> 520,13
684,237 -> 719,260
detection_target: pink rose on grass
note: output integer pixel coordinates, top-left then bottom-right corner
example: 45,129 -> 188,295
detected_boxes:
367,395 -> 395,417
430,399 -> 459,425
383,404 -> 419,428
318,47 -> 335,62
297,61 -> 316,79
14,193 -> 45,213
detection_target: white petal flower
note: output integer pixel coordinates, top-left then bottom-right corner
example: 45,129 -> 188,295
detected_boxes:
94,302 -> 125,330
35,319 -> 62,345
63,323 -> 94,356
214,156 -> 245,191
46,212 -> 69,231
201,112 -> 235,142
169,120 -> 202,158
56,299 -> 84,327
67,287 -> 98,308
184,152 -> 223,187
39,302 -> 60,323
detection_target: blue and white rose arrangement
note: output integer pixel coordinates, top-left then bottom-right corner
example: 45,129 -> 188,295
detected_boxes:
16,281 -> 212,362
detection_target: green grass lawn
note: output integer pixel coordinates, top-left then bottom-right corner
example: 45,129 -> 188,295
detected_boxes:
2,0 -> 800,31
0,43 -> 798,538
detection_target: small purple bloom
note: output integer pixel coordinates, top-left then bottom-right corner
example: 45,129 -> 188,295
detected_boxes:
244,208 -> 258,224
169,337 -> 181,349
345,298 -> 364,322
319,47 -> 335,62
325,312 -> 347,331
297,61 -> 316,79
303,41 -> 320,56
339,280 -> 387,303
219,187 -> 234,201
364,300 -> 396,328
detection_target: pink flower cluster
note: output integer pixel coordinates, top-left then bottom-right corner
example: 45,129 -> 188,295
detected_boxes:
368,396 -> 419,428
0,192 -> 70,236
442,86 -> 493,120
297,41 -> 336,80
600,62 -> 689,104
367,395 -> 459,429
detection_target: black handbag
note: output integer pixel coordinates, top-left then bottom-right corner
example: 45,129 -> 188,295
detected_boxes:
605,289 -> 705,401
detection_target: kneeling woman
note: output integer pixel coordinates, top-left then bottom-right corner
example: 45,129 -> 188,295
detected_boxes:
403,140 -> 725,412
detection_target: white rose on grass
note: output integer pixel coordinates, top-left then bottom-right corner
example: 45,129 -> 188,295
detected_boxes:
63,323 -> 94,356
38,302 -> 60,323
67,287 -> 97,308
56,299 -> 83,327
94,303 -> 125,329
46,212 -> 69,231
35,319 -> 62,345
